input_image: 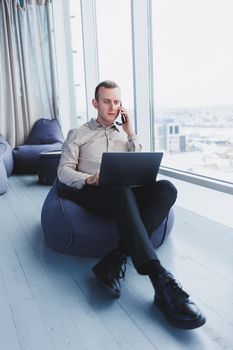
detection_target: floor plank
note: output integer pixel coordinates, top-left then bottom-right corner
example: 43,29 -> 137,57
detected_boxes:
0,175 -> 233,350
3,177 -> 122,350
0,271 -> 21,350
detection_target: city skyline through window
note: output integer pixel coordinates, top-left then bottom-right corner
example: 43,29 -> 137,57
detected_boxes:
153,0 -> 233,183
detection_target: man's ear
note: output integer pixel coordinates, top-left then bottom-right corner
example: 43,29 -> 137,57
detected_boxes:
92,98 -> 98,109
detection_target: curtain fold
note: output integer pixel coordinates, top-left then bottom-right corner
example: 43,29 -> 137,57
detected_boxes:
0,0 -> 58,147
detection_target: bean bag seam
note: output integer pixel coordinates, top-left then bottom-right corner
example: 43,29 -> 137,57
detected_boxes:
56,194 -> 75,252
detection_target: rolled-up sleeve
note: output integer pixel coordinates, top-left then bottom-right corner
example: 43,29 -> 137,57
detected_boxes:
57,129 -> 90,189
127,134 -> 142,152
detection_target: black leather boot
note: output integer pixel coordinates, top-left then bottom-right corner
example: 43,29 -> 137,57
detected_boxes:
92,249 -> 127,298
153,272 -> 206,329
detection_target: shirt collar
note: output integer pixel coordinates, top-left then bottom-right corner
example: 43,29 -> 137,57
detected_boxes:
88,118 -> 100,130
88,118 -> 120,132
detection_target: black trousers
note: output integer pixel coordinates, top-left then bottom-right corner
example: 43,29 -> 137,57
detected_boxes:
57,180 -> 177,274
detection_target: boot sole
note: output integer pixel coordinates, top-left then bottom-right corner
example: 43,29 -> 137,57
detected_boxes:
155,302 -> 206,330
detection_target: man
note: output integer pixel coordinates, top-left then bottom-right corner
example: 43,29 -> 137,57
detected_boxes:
57,80 -> 206,330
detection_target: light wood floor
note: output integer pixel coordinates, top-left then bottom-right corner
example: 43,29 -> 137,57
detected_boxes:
0,175 -> 233,350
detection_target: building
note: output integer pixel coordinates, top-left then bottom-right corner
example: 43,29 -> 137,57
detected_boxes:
155,123 -> 186,153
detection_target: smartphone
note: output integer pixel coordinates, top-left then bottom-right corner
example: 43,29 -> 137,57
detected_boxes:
116,104 -> 125,125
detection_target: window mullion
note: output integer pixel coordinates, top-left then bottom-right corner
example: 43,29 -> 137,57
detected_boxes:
131,0 -> 154,151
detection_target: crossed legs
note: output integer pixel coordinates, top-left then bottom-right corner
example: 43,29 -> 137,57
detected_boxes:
57,179 -> 206,329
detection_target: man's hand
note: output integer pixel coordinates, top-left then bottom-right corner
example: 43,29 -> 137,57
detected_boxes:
85,171 -> 99,186
119,106 -> 134,137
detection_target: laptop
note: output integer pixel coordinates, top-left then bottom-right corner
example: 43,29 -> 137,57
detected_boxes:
99,152 -> 163,187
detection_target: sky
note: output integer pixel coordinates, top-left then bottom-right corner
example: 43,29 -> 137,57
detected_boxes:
96,0 -> 233,109
153,0 -> 233,108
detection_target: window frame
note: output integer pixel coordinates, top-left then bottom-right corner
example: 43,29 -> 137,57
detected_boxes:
53,0 -> 233,194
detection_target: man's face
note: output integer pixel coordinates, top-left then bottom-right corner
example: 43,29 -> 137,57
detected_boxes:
92,87 -> 121,126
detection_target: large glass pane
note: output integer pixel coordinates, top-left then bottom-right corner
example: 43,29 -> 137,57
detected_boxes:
96,0 -> 134,122
152,0 -> 233,183
69,0 -> 87,125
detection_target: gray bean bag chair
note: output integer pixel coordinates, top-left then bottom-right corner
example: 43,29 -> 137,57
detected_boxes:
0,158 -> 7,195
13,118 -> 64,174
0,135 -> 14,177
41,181 -> 175,258
0,136 -> 14,195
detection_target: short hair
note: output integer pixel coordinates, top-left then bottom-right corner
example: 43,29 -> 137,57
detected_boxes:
94,80 -> 120,101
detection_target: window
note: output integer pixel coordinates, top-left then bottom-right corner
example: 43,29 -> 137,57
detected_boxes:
95,0 -> 134,123
152,0 -> 233,183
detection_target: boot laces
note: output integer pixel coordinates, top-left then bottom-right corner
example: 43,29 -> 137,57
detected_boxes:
110,253 -> 127,283
163,274 -> 189,304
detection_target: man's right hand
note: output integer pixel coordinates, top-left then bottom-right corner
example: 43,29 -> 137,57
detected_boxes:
85,172 -> 99,186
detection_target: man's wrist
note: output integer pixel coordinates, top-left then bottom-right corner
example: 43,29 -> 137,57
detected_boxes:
127,134 -> 136,141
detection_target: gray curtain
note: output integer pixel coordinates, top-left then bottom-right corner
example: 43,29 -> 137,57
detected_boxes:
0,0 -> 58,147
